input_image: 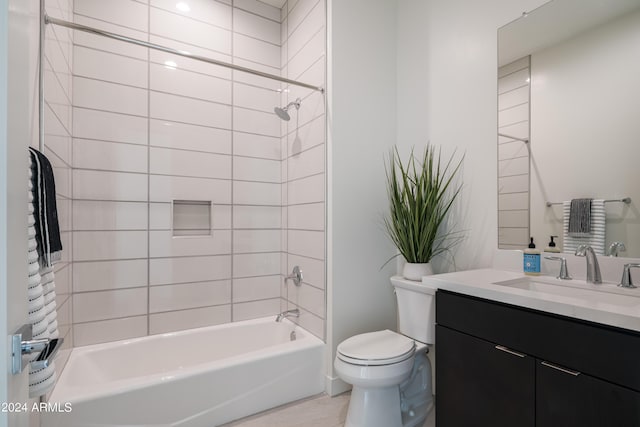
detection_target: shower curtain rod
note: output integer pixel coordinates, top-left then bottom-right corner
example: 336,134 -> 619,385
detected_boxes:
44,15 -> 326,94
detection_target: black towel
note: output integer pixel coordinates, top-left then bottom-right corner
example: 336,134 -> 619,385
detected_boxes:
568,198 -> 592,237
29,148 -> 62,266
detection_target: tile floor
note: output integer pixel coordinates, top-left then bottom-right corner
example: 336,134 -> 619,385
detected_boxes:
222,392 -> 436,427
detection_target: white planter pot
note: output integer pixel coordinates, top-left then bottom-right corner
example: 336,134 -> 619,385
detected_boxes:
402,262 -> 434,281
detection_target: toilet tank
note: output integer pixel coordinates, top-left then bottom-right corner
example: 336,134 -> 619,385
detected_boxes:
391,276 -> 437,344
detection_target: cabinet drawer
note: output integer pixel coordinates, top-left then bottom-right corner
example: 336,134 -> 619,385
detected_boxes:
436,290 -> 640,392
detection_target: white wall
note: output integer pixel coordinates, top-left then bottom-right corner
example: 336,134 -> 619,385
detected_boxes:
529,10 -> 640,256
0,0 -> 39,424
326,0 -> 399,395
397,0 -> 549,273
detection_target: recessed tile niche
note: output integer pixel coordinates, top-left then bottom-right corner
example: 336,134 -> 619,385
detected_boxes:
172,200 -> 212,237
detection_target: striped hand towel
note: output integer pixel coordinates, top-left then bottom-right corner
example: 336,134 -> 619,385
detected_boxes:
562,199 -> 605,255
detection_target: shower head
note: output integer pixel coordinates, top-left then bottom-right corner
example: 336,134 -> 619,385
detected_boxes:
274,98 -> 301,121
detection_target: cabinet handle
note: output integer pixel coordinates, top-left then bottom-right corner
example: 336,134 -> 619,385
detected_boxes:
494,345 -> 526,358
541,361 -> 581,377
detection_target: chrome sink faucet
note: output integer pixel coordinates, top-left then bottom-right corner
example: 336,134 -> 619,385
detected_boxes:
275,309 -> 300,322
575,245 -> 602,284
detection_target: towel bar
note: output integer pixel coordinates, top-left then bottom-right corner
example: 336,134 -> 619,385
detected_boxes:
546,197 -> 631,207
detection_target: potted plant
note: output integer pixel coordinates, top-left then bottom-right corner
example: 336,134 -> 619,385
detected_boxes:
384,144 -> 463,281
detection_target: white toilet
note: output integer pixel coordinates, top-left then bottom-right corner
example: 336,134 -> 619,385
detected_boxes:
334,276 -> 436,427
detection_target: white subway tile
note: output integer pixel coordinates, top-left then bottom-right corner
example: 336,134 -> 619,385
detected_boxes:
233,9 -> 280,45
233,83 -> 279,113
44,103 -> 69,139
149,280 -> 231,313
74,77 -> 148,116
295,307 -> 324,338
286,116 -> 324,156
149,255 -> 231,285
233,205 -> 281,229
233,252 -> 280,277
288,0 -> 323,55
498,210 -> 529,229
73,108 -> 148,145
498,56 -> 529,78
73,139 -> 148,173
233,107 -> 280,137
498,68 -> 529,95
233,181 -> 281,205
499,174 -> 529,194
56,198 -> 71,232
234,132 -> 280,160
498,192 -> 529,211
232,58 -> 281,90
149,35 -> 232,80
44,135 -> 71,166
288,202 -> 323,230
287,0 -> 317,37
149,230 -> 231,257
289,90 -> 324,128
73,15 -> 148,60
149,305 -> 230,334
150,119 -> 231,154
73,287 -> 148,323
74,0 -> 149,31
233,33 -> 280,68
499,102 -> 529,127
149,0 -> 232,29
150,147 -> 231,179
233,298 -> 280,321
234,0 -> 280,22
73,231 -> 148,261
73,170 -> 148,201
287,28 -> 324,78
233,229 -> 281,253
288,173 -> 324,205
233,275 -> 280,302
288,254 -> 324,289
498,121 -> 529,142
233,156 -> 280,183
73,316 -> 148,347
52,167 -> 71,199
150,8 -> 231,54
498,156 -> 529,177
55,263 -> 72,295
288,230 -> 323,259
74,46 -> 148,88
150,91 -> 231,129
498,140 -> 528,160
59,232 -> 72,263
73,201 -> 148,231
73,259 -> 148,292
287,143 -> 323,181
150,63 -> 231,104
149,175 -> 231,203
286,281 -> 323,317
498,85 -> 529,111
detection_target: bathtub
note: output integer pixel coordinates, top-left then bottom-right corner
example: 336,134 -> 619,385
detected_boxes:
42,317 -> 325,427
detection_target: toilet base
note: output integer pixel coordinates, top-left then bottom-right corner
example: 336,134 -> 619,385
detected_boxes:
345,385 -> 403,427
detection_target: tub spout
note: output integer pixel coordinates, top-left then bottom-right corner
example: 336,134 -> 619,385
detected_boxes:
276,309 -> 300,322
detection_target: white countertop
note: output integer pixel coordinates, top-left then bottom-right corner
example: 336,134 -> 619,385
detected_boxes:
421,268 -> 640,333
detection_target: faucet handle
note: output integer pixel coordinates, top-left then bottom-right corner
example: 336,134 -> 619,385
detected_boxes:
544,256 -> 572,280
574,245 -> 588,256
285,266 -> 303,286
607,241 -> 626,257
619,263 -> 640,288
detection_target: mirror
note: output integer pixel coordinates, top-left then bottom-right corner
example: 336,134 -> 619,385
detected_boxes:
497,0 -> 640,256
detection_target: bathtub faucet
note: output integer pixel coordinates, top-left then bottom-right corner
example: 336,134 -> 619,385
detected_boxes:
276,309 -> 300,322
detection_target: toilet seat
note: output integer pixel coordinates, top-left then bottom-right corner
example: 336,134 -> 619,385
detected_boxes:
337,330 -> 416,366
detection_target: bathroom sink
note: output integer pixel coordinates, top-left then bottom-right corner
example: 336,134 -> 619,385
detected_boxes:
493,276 -> 640,308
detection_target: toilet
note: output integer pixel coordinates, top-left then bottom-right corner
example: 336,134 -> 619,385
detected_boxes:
334,276 -> 436,427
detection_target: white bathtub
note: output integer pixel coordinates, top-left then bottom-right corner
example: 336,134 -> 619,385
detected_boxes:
42,317 -> 325,427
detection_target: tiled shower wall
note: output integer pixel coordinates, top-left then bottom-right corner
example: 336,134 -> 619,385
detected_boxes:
68,0 -> 326,345
42,0 -> 74,350
281,0 -> 326,338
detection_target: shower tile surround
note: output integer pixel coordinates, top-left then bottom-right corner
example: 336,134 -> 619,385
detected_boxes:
67,0 -> 326,345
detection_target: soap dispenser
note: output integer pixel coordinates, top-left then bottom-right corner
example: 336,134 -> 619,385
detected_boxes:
545,236 -> 560,253
524,237 -> 541,276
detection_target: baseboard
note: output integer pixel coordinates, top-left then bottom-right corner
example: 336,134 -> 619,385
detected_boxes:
324,375 -> 351,397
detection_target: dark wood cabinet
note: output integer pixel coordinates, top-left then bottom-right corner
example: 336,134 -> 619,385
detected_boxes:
436,290 -> 640,427
436,325 -> 535,427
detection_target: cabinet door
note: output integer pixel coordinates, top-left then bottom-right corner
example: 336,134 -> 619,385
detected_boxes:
537,359 -> 640,426
436,325 -> 535,427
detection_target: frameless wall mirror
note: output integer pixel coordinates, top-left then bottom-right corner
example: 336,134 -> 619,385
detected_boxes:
497,0 -> 640,256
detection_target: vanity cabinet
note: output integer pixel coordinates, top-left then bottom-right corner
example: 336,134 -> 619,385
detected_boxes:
436,290 -> 640,427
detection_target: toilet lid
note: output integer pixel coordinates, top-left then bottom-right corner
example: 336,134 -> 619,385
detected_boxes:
337,330 -> 416,366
